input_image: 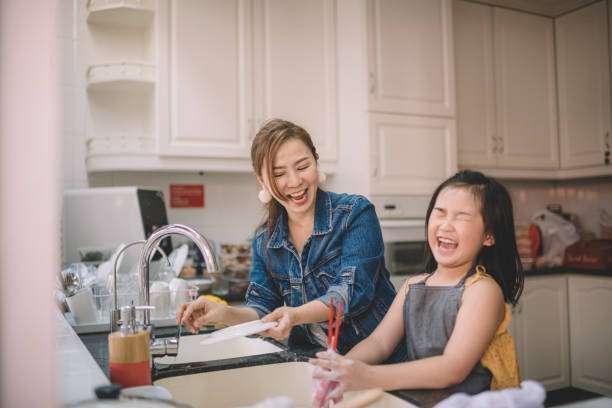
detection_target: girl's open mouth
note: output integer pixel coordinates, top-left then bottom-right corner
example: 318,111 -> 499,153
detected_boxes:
438,237 -> 458,251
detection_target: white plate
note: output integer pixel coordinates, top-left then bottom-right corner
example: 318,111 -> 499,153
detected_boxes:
168,244 -> 188,276
199,320 -> 278,346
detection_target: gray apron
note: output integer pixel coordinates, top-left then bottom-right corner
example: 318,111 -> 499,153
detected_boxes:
404,270 -> 492,394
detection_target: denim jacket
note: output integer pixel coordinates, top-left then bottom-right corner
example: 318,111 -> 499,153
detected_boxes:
245,189 -> 405,361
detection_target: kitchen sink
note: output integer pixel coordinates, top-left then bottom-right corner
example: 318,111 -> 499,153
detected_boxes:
154,361 -> 418,407
154,334 -> 283,364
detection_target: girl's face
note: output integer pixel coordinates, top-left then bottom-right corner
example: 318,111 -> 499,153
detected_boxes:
259,138 -> 319,219
427,186 -> 494,273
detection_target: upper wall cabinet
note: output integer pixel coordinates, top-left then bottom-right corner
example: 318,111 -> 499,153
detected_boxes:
556,0 -> 611,170
85,0 -> 338,173
157,0 -> 337,166
455,1 -> 558,175
367,0 -> 455,117
369,113 -> 457,195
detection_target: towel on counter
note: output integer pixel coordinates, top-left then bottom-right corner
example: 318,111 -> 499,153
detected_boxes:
433,380 -> 546,408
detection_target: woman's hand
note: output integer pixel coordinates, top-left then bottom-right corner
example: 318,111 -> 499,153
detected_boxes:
260,306 -> 298,340
309,350 -> 375,392
176,297 -> 228,333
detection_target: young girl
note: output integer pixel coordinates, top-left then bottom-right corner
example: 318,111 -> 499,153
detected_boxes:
310,170 -> 524,398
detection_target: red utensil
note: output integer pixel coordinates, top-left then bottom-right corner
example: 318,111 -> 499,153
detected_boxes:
328,296 -> 334,349
332,302 -> 343,352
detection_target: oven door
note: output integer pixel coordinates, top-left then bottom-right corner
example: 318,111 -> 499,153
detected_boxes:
385,240 -> 427,275
379,219 -> 427,276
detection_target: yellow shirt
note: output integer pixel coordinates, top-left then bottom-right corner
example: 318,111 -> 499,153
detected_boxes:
465,266 -> 521,390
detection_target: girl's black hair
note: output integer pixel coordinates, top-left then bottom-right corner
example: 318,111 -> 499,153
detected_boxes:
423,170 -> 524,305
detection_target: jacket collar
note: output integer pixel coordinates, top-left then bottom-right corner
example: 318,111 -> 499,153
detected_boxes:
267,188 -> 332,248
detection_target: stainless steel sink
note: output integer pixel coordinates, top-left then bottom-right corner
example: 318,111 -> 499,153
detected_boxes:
154,334 -> 283,364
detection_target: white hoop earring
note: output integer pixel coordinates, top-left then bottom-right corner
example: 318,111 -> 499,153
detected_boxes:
258,188 -> 272,203
318,171 -> 326,184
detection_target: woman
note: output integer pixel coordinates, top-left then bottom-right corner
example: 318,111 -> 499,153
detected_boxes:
177,119 -> 404,359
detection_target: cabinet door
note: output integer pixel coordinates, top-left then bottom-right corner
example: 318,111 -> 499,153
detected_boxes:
367,0 -> 455,117
568,275 -> 612,396
159,0 -> 253,158
557,1 -> 611,169
493,8 -> 558,169
454,1 -> 496,167
253,0 -> 337,162
512,276 -> 570,391
369,113 -> 457,195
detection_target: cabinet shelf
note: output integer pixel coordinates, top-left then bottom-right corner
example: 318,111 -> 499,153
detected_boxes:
87,134 -> 155,156
87,0 -> 155,28
86,62 -> 155,91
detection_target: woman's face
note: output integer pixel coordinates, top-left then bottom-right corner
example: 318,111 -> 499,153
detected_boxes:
260,138 -> 319,219
427,186 -> 494,274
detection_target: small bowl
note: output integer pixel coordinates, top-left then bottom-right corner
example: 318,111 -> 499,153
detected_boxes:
185,276 -> 214,294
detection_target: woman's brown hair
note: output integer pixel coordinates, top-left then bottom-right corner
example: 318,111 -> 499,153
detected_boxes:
251,119 -> 319,244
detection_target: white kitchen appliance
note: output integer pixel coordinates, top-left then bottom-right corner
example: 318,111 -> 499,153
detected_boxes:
371,195 -> 429,278
62,187 -> 172,267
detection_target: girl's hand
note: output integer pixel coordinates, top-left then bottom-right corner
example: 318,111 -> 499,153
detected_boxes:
260,306 -> 297,340
176,297 -> 227,333
309,351 -> 374,392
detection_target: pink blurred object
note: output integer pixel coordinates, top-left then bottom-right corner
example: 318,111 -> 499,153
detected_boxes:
312,374 -> 343,408
312,300 -> 344,408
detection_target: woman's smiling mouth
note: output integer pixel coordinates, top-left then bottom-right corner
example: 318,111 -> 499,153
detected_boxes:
288,188 -> 308,205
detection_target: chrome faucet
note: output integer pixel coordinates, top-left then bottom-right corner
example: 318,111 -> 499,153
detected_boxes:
138,224 -> 219,328
110,240 -> 169,333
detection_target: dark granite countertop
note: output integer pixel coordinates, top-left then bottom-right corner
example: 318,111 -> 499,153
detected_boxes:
524,266 -> 612,277
79,326 -> 452,407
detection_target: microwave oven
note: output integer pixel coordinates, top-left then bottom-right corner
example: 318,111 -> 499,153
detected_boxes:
62,187 -> 172,267
371,195 -> 429,276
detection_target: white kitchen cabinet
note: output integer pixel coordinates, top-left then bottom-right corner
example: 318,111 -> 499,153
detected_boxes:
367,0 -> 455,117
454,1 -> 559,173
85,0 -> 337,173
557,1 -> 612,170
453,1 -> 496,167
509,275 -> 570,391
157,0 -> 337,163
568,274 -> 612,396
368,113 -> 457,195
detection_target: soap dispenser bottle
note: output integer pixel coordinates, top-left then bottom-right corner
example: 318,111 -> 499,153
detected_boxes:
108,303 -> 151,388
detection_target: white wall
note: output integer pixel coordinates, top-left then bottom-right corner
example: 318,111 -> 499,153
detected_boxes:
0,0 -> 61,406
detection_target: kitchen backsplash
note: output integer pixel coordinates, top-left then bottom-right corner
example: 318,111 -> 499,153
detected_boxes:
88,171 -> 265,246
80,171 -> 612,248
502,178 -> 612,237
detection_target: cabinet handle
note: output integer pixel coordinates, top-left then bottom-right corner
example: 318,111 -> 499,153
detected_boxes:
499,137 -> 504,154
605,132 -> 610,165
372,165 -> 378,177
369,72 -> 376,94
491,136 -> 497,154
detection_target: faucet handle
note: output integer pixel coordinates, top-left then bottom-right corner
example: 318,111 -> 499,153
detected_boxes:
118,303 -> 155,336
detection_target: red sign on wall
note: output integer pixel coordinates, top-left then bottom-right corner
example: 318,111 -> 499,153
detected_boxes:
170,184 -> 205,208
